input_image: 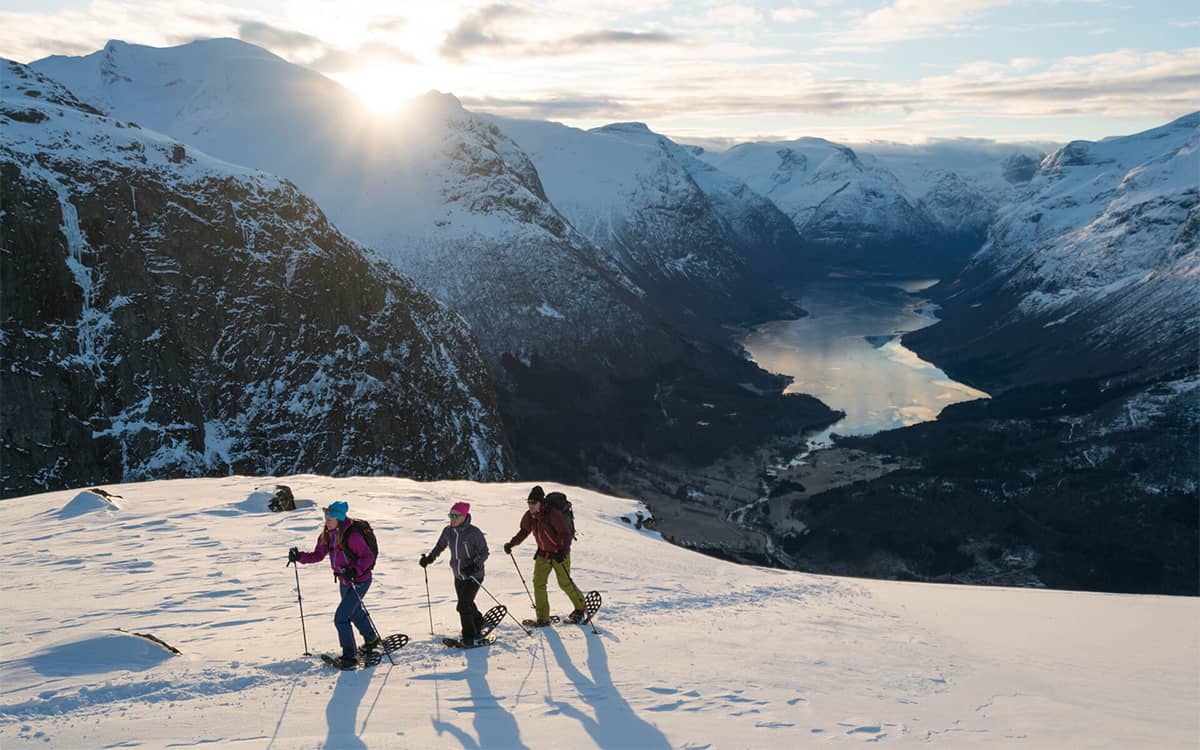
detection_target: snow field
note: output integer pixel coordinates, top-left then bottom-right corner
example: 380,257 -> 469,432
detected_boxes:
0,475 -> 1196,749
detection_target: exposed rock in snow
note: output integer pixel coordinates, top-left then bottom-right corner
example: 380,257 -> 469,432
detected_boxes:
1,59 -> 510,497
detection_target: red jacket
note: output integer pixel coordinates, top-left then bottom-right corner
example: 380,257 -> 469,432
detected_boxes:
508,507 -> 572,558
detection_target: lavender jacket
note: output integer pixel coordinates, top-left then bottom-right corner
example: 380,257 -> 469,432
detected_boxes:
427,515 -> 489,580
298,520 -> 375,584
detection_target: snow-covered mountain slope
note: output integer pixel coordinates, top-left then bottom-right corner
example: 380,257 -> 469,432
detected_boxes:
856,141 -> 1046,235
32,40 -> 675,376
0,475 -> 1196,749
488,116 -> 803,333
32,39 -> 838,485
699,138 -> 1043,273
905,113 -> 1200,389
0,59 -> 510,497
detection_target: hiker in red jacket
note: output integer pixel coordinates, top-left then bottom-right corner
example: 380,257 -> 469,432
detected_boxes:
504,486 -> 586,626
288,501 -> 380,667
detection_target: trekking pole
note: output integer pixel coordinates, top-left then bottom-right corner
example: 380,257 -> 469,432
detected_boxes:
423,566 -> 434,636
470,576 -> 533,636
288,559 -> 312,656
508,550 -> 535,610
347,583 -> 396,665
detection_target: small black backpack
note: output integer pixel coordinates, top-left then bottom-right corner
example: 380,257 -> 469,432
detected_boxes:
544,492 -> 576,539
341,519 -> 379,570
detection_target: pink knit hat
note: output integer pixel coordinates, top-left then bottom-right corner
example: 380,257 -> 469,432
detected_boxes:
450,501 -> 470,516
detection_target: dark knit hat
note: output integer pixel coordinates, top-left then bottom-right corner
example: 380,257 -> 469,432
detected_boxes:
527,485 -> 545,502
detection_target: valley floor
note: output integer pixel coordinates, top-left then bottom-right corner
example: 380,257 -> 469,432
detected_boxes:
0,476 -> 1196,749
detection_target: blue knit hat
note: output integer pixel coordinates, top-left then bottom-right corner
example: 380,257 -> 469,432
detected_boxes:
324,501 -> 348,520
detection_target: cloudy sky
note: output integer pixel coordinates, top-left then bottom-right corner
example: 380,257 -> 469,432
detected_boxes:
2,0 -> 1197,145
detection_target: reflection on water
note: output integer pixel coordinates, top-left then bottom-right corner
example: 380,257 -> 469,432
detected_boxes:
743,279 -> 988,448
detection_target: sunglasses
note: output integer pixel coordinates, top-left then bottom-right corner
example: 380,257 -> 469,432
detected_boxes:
448,512 -> 461,519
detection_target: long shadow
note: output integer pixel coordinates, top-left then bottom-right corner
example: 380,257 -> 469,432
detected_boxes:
324,667 -> 372,750
543,629 -> 670,749
425,647 -> 526,749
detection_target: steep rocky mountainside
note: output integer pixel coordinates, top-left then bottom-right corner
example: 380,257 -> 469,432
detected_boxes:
32,38 -> 838,483
488,117 -> 805,338
1,60 -> 510,497
699,137 -> 1042,274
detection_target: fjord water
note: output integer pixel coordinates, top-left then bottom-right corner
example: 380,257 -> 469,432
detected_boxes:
744,279 -> 988,446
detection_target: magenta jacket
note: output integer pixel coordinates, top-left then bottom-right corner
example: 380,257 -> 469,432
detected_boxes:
297,520 -> 375,584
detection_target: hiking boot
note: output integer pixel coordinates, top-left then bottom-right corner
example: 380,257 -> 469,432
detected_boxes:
527,619 -> 553,627
564,609 -> 586,624
362,637 -> 383,652
332,655 -> 358,669
461,636 -> 476,647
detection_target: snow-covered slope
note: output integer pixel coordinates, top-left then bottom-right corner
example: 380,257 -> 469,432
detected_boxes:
699,138 -> 1044,273
0,59 -> 510,496
905,113 -> 1200,388
857,141 -> 1045,235
32,40 -> 677,377
488,116 -> 803,332
0,475 -> 1196,749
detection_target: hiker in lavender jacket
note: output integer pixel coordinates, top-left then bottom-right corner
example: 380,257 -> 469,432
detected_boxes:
419,501 -> 490,646
288,501 -> 379,667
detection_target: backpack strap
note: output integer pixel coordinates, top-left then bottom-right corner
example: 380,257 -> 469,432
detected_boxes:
340,520 -> 361,564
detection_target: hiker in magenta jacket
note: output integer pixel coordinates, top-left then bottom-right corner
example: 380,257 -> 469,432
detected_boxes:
504,485 -> 586,626
288,501 -> 379,667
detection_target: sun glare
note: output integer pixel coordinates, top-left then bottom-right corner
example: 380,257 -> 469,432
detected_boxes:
337,66 -> 426,116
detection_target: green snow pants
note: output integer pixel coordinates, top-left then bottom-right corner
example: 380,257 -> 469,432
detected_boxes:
532,554 -> 586,622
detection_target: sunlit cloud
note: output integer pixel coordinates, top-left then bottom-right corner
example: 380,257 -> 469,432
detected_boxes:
0,0 -> 1194,143
771,8 -> 820,23
850,0 -> 1015,44
235,19 -> 324,55
309,41 -> 418,73
439,3 -> 680,60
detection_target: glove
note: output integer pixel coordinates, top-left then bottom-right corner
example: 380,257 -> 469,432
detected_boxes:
340,566 -> 356,580
503,543 -> 513,555
553,552 -> 566,563
462,564 -> 479,577
419,554 -> 432,568
288,547 -> 300,563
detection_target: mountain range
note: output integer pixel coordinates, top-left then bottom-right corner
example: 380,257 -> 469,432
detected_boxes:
6,37 -> 1197,594
30,38 -> 838,483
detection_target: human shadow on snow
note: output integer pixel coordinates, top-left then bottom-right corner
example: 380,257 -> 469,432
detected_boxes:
323,666 -> 371,750
428,646 -> 527,749
543,629 -> 671,749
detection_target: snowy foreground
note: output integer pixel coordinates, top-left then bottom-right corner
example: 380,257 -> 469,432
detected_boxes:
0,476 -> 1196,749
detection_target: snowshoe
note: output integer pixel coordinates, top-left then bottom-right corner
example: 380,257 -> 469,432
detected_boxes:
477,605 -> 506,639
363,633 -> 409,654
443,634 -> 496,649
321,654 -> 360,670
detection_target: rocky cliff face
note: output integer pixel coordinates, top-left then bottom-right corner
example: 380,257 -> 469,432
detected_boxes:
1,60 -> 510,497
